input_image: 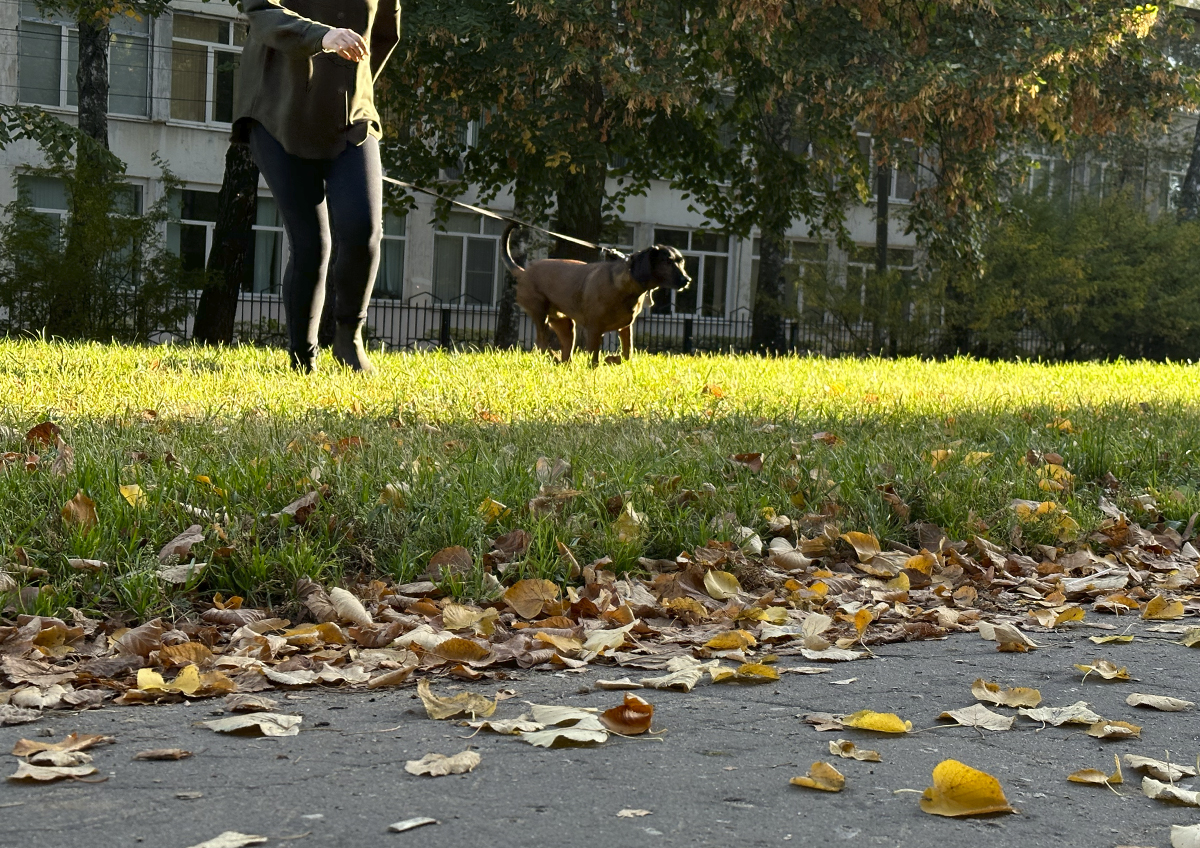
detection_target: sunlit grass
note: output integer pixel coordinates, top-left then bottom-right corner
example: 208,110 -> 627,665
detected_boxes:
2,339 -> 1199,621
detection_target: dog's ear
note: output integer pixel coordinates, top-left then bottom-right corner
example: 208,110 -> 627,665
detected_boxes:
630,249 -> 653,285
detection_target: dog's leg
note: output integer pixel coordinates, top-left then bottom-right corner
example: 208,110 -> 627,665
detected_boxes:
549,316 -> 575,363
618,325 -> 633,361
584,327 -> 605,368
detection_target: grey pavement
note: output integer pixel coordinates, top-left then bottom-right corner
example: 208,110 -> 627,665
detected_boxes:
2,626 -> 1199,848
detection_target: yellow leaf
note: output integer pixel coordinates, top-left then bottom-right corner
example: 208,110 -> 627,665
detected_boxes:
432,637 -> 495,664
119,484 -> 145,507
840,532 -> 880,562
928,449 -> 953,471
1074,659 -> 1130,681
478,497 -> 508,523
1086,720 -> 1141,739
416,679 -> 497,720
704,630 -> 757,651
614,503 -> 645,544
1143,594 -> 1185,621
1090,634 -> 1134,645
1068,755 -> 1123,787
970,679 -> 1042,708
703,570 -> 741,600
919,759 -> 1015,817
964,451 -> 992,466
904,551 -> 937,574
789,761 -> 845,792
733,663 -> 780,682
1029,606 -> 1085,628
503,579 -> 560,619
1183,628 -> 1200,648
61,490 -> 97,531
379,483 -> 407,510
853,608 -> 874,636
842,709 -> 911,734
884,572 -> 910,592
534,632 -> 584,656
828,739 -> 881,762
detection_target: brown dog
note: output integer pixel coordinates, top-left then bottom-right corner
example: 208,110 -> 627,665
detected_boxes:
501,223 -> 692,365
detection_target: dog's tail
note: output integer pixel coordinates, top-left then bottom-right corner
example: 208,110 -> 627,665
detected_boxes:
501,222 -> 526,278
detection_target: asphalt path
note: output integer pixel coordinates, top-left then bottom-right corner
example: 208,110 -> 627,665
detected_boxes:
2,624 -> 1199,848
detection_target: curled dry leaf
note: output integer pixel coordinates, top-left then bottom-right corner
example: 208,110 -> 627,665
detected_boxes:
703,570 -> 741,601
11,733 -> 113,757
328,587 -> 372,627
8,762 -> 99,782
1182,628 -> 1200,648
389,818 -> 438,834
159,525 -> 205,563
1126,693 -> 1194,712
596,678 -> 643,691
919,759 -> 1015,817
789,761 -> 845,792
617,809 -> 652,818
133,748 -> 193,761
938,704 -> 1015,732
1142,594 -> 1186,621
971,679 -> 1042,709
184,833 -> 268,848
67,558 -> 107,573
1074,659 -> 1130,681
504,579 -> 560,619
829,739 -> 881,762
404,750 -> 481,777
0,705 -> 42,726
600,693 -> 654,735
416,679 -> 496,720
704,630 -> 757,651
1085,720 -> 1141,739
521,709 -> 609,748
60,490 -> 97,532
1122,755 -> 1198,782
113,618 -> 168,657
465,715 -> 544,735
842,709 -> 912,734
1143,777 -> 1200,807
28,750 -> 92,767
1019,702 -> 1102,726
1173,825 -> 1200,848
1067,755 -> 1123,787
201,713 -> 302,737
367,666 -> 416,689
1029,606 -> 1085,628
224,694 -> 278,712
977,621 -> 1040,652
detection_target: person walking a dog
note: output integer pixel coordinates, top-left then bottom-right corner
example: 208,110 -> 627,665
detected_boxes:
232,0 -> 401,372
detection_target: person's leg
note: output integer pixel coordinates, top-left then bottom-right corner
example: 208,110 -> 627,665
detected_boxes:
248,123 -> 331,372
324,136 -> 383,371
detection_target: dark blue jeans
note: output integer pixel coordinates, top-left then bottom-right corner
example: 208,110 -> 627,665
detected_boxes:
249,123 -> 382,367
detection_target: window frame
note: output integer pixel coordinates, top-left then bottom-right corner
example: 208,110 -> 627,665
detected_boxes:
169,13 -> 246,126
248,194 -> 285,294
166,186 -> 221,274
373,210 -> 408,299
650,227 -> 732,318
431,212 -> 505,306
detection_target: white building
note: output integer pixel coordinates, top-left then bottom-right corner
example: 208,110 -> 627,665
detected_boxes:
0,0 -> 931,349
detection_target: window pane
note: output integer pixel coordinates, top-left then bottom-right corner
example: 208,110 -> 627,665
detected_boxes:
179,188 -> 220,222
232,23 -> 248,46
482,217 -> 507,236
464,237 -> 495,304
375,238 -> 405,297
113,184 -> 142,215
445,212 -> 480,234
255,195 -> 279,227
173,14 -> 225,43
383,211 -> 407,237
66,29 -> 77,107
250,230 -> 281,293
675,255 -> 700,314
433,234 -> 463,301
17,175 -> 67,210
112,11 -> 149,35
701,255 -> 727,317
110,34 -> 148,115
174,222 -> 209,271
18,22 -> 61,106
171,41 -> 208,121
212,50 -> 238,123
692,232 -> 727,254
894,167 -> 916,201
653,228 -> 688,250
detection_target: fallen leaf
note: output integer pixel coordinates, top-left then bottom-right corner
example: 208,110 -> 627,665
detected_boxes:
703,570 -> 741,600
223,694 -> 278,712
640,657 -> 720,692
27,750 -> 92,767
8,763 -> 98,782
828,739 -> 881,762
1143,777 -> 1200,806
1086,720 -> 1141,739
614,502 -> 645,544
1183,628 -> 1200,648
1143,594 -> 1186,621
729,663 -> 780,682
416,679 -> 496,720
367,666 -> 416,689
504,579 -> 561,619
61,490 -> 97,532
617,809 -> 652,818
919,759 -> 1015,817
184,833 -> 268,848
404,750 -> 481,777
971,679 -> 1042,709
842,710 -> 911,734
1173,825 -> 1200,848
11,733 -> 113,757
1067,755 -> 1123,787
977,620 -> 1040,652
133,748 -> 192,761
581,621 -> 637,655
521,714 -> 609,747
200,713 -> 302,737
800,647 -> 866,662
704,630 -> 757,651
1123,755 -> 1198,781
1029,606 -> 1085,628
0,705 -> 42,726
729,453 -> 763,473
840,531 -> 881,562
1075,659 -> 1131,681
1126,693 -> 1194,712
464,715 -> 544,735
1090,634 -> 1134,645
442,604 -> 499,636
939,704 -> 1016,732
600,694 -> 653,735
1019,702 -> 1103,726
789,761 -> 845,792
158,525 -> 205,563
595,678 -> 644,690
802,713 -> 844,732
119,484 -> 146,507
25,421 -> 61,446
389,818 -> 438,834
328,587 -> 373,627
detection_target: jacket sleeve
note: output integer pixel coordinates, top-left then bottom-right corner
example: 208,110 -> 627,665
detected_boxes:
243,0 -> 332,58
370,0 -> 401,82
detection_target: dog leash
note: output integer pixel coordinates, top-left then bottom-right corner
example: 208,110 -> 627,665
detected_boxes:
381,174 -> 629,259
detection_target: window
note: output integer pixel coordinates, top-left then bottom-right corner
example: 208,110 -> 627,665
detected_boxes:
650,228 -> 729,317
374,211 -> 407,298
857,134 -> 918,203
18,1 -> 150,116
1163,172 -> 1185,212
167,188 -> 220,272
433,212 -> 505,304
847,245 -> 916,280
171,14 -> 246,124
15,175 -> 68,242
249,196 -> 284,294
751,238 -> 829,315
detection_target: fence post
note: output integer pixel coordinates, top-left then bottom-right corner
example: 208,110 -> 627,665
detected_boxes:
683,318 -> 693,354
789,321 -> 799,353
439,308 -> 451,348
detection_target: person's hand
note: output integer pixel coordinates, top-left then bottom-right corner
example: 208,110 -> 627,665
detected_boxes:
322,28 -> 368,62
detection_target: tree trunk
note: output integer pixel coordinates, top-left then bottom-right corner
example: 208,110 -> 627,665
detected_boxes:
872,164 -> 890,354
1178,115 -> 1200,222
75,15 -> 109,148
751,227 -> 788,353
552,163 -> 604,263
193,143 -> 260,345
494,193 -> 534,349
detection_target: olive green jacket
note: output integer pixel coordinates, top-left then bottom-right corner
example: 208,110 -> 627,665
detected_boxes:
232,0 -> 401,160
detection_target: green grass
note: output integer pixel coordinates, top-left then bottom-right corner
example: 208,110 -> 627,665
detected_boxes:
2,339 -> 1200,621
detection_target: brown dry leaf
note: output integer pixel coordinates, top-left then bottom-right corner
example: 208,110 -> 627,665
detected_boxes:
112,618 -> 168,657
939,704 -> 1015,732
1142,594 -> 1186,621
432,637 -> 494,664
61,490 -> 97,532
1075,659 -> 1131,681
1183,628 -> 1200,648
133,748 -> 193,761
1029,606 -> 1085,628
464,715 -> 544,735
789,761 -> 845,792
729,453 -> 763,473
828,739 -> 881,762
25,421 -> 61,447
842,710 -> 911,734
811,431 -> 841,446
200,713 -> 302,737
840,531 -> 881,562
67,558 -> 108,573
919,759 -> 1015,817
224,694 -> 278,713
1086,720 -> 1141,739
1143,777 -> 1200,806
159,525 -> 205,563
704,630 -> 757,651
977,621 -> 1040,652
617,809 -> 652,818
11,733 -> 114,757
184,833 -> 267,848
442,604 -> 499,636
0,706 -> 42,726
971,679 -> 1042,709
367,666 -> 416,689
1067,755 -> 1123,787
404,750 -> 481,777
600,693 -> 654,735
1125,693 -> 1194,712
703,570 -> 741,600
160,642 -> 214,668
276,490 -> 321,524
1019,702 -> 1103,726
1122,755 -> 1198,782
416,679 -> 496,720
504,579 -> 560,619
8,763 -> 98,782
28,751 -> 92,767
